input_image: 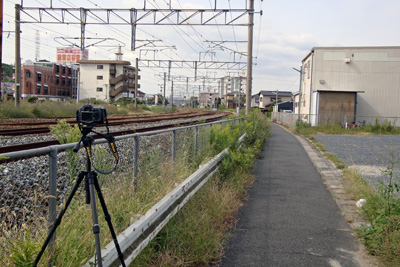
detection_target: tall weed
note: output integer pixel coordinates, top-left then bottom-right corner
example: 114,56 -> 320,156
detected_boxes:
50,120 -> 81,181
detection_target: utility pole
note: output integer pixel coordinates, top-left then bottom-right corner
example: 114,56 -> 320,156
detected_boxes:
0,0 -> 3,101
186,77 -> 189,107
171,80 -> 173,109
246,0 -> 254,115
293,67 -> 303,122
163,72 -> 166,107
135,57 -> 138,109
198,85 -> 201,108
15,4 -> 21,107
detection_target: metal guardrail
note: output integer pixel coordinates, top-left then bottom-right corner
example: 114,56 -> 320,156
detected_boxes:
1,117 -> 242,265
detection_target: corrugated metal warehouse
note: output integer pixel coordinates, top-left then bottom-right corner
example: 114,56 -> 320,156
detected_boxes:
296,46 -> 400,126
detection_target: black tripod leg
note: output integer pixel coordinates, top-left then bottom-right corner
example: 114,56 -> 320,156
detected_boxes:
93,175 -> 126,267
34,171 -> 87,267
87,172 -> 103,267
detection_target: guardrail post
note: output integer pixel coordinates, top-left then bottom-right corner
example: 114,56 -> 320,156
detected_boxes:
172,130 -> 176,160
194,126 -> 199,158
133,135 -> 139,190
48,146 -> 58,246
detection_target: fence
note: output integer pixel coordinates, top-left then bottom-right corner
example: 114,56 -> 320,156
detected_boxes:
0,118 -> 241,266
272,112 -> 400,128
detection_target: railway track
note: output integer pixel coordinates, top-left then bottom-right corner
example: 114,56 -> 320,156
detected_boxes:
0,111 -> 229,156
0,110 -> 219,136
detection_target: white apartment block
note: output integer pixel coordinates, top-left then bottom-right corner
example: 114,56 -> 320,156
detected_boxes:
77,60 -> 139,102
218,75 -> 246,98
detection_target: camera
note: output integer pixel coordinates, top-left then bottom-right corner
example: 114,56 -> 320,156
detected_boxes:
77,104 -> 106,126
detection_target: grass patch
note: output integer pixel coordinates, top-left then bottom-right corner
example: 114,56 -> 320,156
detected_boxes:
295,119 -> 400,136
132,110 -> 270,266
0,100 -> 163,119
340,163 -> 400,266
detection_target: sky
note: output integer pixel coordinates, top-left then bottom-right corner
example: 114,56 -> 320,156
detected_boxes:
3,0 -> 400,98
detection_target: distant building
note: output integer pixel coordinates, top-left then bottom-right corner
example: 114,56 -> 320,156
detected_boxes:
224,90 -> 246,109
21,62 -> 72,100
258,91 -> 293,110
251,94 -> 259,108
78,47 -> 141,102
77,60 -> 140,102
218,75 -> 246,98
199,92 -> 219,108
297,46 -> 400,126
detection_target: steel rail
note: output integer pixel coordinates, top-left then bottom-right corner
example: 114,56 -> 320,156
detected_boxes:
0,110 -> 225,136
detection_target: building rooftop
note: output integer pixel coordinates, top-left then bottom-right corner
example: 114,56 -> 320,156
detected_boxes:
259,90 -> 293,97
77,60 -> 131,65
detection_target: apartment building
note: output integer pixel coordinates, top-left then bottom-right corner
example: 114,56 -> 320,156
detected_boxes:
78,60 -> 140,102
21,62 -> 72,100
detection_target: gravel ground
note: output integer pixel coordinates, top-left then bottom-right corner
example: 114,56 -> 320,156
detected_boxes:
314,134 -> 400,186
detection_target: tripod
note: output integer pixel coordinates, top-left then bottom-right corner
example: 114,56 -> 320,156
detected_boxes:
34,132 -> 126,267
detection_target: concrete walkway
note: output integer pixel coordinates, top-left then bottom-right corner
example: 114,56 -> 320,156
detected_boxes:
217,123 -> 373,267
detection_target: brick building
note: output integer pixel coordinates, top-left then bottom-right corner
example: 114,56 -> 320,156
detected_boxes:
21,62 -> 72,100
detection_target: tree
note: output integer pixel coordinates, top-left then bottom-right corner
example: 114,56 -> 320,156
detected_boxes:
2,63 -> 13,78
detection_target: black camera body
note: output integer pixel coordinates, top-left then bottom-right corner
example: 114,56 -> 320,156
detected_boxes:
77,104 -> 106,127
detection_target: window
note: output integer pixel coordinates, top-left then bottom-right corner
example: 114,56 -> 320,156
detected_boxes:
62,67 -> 66,74
62,77 -> 66,85
36,84 -> 41,94
56,65 -> 60,72
68,68 -> 72,74
97,65 -> 104,69
96,87 -> 103,92
58,88 -> 62,95
56,77 -> 60,84
44,86 -> 48,95
97,75 -> 103,80
67,79 -> 71,86
26,72 -> 31,78
37,73 -> 42,81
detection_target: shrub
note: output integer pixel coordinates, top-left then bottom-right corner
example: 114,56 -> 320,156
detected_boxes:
27,96 -> 38,103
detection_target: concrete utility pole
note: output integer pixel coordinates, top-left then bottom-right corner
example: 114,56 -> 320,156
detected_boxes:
135,57 -> 139,109
163,72 -> 166,107
171,80 -> 174,108
245,0 -> 254,115
293,67 -> 303,122
14,4 -> 21,106
1,0 -> 3,101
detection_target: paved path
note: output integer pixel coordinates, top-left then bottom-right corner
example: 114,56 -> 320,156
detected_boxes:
218,124 -> 371,267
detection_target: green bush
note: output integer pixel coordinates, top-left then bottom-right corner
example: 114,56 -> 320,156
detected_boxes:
31,107 -> 43,117
27,96 -> 38,103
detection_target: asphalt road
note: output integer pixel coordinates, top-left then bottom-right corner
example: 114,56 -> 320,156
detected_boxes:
217,124 -> 363,267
